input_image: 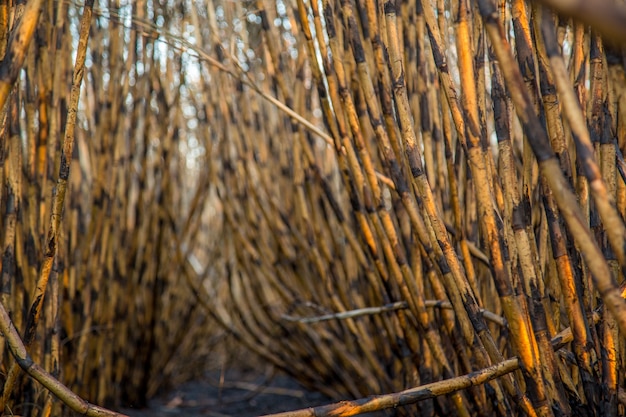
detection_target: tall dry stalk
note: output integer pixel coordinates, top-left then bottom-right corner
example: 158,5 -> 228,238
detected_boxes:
190,0 -> 626,416
0,0 -> 223,414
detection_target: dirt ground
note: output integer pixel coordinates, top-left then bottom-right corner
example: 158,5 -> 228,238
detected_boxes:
119,363 -> 397,417
121,367 -> 338,417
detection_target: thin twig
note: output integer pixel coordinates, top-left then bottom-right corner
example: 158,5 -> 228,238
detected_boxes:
282,300 -> 507,327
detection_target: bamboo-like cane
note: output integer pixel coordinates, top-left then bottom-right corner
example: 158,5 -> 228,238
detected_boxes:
261,320 -> 590,417
0,0 -> 94,412
477,0 -> 626,334
0,0 -> 44,110
0,294 -> 127,417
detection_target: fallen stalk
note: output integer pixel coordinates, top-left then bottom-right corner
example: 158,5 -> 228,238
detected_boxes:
0,299 -> 127,417
261,359 -> 517,417
261,320 -> 590,417
281,300 -> 507,327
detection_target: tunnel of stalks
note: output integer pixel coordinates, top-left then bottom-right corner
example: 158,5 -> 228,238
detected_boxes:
1,0 -> 626,416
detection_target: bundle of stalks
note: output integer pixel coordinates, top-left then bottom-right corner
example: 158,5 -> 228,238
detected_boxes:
0,0 -> 224,415
195,0 -> 626,416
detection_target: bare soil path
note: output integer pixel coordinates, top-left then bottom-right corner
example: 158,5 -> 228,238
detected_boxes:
120,367 -> 335,417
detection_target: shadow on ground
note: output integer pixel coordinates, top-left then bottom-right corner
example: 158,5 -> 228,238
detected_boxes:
121,367 -> 339,417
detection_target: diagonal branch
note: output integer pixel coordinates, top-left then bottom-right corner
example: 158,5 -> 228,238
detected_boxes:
260,320 -> 592,417
282,300 -> 507,327
0,298 -> 127,416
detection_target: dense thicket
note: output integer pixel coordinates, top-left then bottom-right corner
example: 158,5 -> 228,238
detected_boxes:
0,0 -> 222,414
0,0 -> 626,416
